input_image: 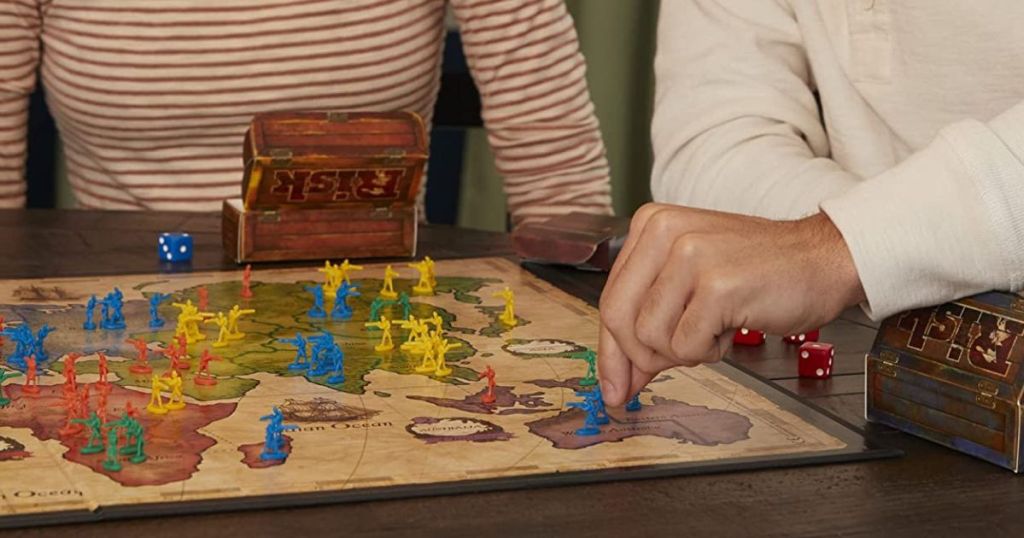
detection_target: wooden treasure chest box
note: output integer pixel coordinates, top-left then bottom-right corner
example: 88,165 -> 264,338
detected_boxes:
867,291 -> 1024,471
222,110 -> 427,263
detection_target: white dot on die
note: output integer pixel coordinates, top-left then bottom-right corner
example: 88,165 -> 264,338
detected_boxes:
179,245 -> 187,253
800,351 -> 809,359
816,368 -> 824,376
799,334 -> 806,341
829,357 -> 833,366
162,245 -> 169,253
165,253 -> 173,261
740,328 -> 749,335
830,349 -> 835,356
826,368 -> 831,375
159,237 -> 165,244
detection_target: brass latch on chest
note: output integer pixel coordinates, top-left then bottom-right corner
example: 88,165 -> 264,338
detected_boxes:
976,380 -> 999,410
878,351 -> 899,378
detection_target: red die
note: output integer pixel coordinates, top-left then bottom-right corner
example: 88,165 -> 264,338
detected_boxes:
783,329 -> 820,344
798,342 -> 834,378
733,328 -> 765,346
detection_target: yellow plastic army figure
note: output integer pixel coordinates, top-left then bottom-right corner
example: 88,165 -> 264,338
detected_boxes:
147,374 -> 170,415
365,316 -> 395,352
339,259 -> 363,285
226,304 -> 255,340
379,265 -> 399,300
424,256 -> 437,288
173,299 -> 212,343
205,312 -> 231,348
399,316 -> 429,349
411,338 -> 437,373
493,287 -> 517,327
433,336 -> 462,377
318,261 -> 342,299
164,370 -> 186,411
429,311 -> 444,333
408,259 -> 434,295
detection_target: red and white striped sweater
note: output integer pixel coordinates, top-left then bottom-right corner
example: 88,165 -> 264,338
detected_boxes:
0,0 -> 613,224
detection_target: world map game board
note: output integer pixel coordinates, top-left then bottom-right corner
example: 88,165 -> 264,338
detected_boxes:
0,257 -> 884,527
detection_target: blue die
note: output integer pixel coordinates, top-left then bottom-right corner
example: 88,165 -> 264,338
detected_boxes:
158,232 -> 193,262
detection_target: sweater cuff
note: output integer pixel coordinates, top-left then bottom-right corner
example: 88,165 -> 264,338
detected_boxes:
820,121 -> 1019,320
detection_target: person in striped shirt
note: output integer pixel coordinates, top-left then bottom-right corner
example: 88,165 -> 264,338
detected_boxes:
0,0 -> 613,227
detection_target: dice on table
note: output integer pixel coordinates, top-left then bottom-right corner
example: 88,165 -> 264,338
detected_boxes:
783,329 -> 820,344
798,342 -> 834,378
733,328 -> 765,346
158,232 -> 193,262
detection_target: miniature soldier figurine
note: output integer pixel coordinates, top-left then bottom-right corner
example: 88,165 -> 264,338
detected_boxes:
339,259 -> 363,285
226,304 -> 256,340
326,345 -> 346,385
33,325 -> 55,363
126,338 -> 154,374
479,365 -> 497,404
330,282 -> 361,320
241,264 -> 254,299
379,265 -> 399,300
83,295 -> 98,330
280,332 -> 309,371
205,311 -> 231,348
408,258 -> 435,295
61,352 -> 81,396
103,426 -> 123,472
194,349 -> 222,386
412,338 -> 437,374
424,256 -> 437,288
259,406 -> 298,461
148,292 -> 172,329
578,388 -> 610,426
625,394 -> 642,412
364,316 -> 395,352
397,292 -> 412,319
568,395 -> 602,437
120,416 -> 147,464
0,368 -> 21,406
97,352 -> 110,386
72,412 -> 105,455
147,374 -> 170,415
305,285 -> 327,318
318,260 -> 342,299
429,311 -> 444,333
399,316 -> 428,349
433,336 -> 461,377
164,370 -> 186,411
22,356 -> 39,395
197,286 -> 209,311
576,349 -> 598,387
493,287 -> 517,327
96,381 -> 112,423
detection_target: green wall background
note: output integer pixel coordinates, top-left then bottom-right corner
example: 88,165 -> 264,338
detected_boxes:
459,0 -> 659,231
55,2 -> 660,226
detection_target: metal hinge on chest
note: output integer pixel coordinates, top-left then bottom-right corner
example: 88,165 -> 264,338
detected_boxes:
878,350 -> 899,378
269,149 -> 293,167
976,380 -> 1000,410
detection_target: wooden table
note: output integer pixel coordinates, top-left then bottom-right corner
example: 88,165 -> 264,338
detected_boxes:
4,210 -> 1022,538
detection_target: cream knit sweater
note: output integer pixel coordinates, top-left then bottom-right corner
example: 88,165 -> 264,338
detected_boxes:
652,0 -> 1024,319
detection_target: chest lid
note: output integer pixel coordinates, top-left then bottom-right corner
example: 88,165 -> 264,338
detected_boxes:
871,291 -> 1024,392
242,111 -> 427,210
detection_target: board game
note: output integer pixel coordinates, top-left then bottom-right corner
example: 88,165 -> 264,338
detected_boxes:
0,257 -> 884,528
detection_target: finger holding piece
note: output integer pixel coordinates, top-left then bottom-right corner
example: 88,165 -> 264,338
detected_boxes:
598,325 -> 632,406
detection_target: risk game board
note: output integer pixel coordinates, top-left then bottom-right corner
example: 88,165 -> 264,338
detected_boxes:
0,257 -> 889,527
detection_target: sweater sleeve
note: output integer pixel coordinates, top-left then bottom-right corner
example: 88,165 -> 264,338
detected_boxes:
449,0 -> 613,227
0,0 -> 40,207
821,101 -> 1024,320
651,0 -> 859,219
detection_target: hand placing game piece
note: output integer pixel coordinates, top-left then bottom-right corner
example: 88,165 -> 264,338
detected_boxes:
597,204 -> 865,406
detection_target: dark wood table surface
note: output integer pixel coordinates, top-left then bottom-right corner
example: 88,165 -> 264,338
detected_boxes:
3,210 -> 1022,538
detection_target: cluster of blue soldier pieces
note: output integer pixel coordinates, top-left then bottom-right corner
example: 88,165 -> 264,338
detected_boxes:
279,332 -> 345,385
83,288 -> 172,332
305,282 -> 361,320
570,388 -> 643,436
3,324 -> 55,369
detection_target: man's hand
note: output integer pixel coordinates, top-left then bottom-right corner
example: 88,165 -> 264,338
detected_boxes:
598,204 -> 866,406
